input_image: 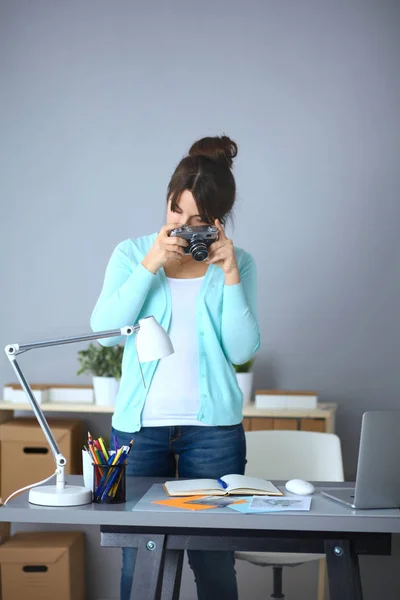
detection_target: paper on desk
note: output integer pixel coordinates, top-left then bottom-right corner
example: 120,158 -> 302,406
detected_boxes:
226,500 -> 252,513
132,484 -> 248,512
153,496 -> 217,511
249,496 -> 312,511
227,496 -> 312,513
153,495 -> 248,511
185,496 -> 248,508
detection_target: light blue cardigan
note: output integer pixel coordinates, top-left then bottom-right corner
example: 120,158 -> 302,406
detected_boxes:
90,233 -> 260,432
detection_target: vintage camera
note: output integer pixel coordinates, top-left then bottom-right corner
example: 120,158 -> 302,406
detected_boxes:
169,224 -> 218,262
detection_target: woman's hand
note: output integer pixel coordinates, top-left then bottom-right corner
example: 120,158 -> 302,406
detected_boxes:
206,220 -> 240,284
141,223 -> 188,274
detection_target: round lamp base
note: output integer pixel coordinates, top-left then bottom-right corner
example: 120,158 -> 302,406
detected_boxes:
29,485 -> 92,506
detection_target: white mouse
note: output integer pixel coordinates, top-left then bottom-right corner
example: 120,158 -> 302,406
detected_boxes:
285,479 -> 315,496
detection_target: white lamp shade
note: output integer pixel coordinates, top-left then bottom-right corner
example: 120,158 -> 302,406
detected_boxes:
136,316 -> 174,362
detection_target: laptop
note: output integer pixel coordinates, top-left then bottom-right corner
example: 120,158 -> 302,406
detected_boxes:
321,411 -> 400,509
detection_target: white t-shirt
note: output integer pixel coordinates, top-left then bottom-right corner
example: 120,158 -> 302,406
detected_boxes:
141,276 -> 210,427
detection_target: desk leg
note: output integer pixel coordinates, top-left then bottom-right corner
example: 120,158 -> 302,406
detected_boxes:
160,549 -> 184,600
325,539 -> 363,600
131,534 -> 166,600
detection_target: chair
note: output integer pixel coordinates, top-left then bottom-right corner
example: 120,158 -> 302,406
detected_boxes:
236,429 -> 344,600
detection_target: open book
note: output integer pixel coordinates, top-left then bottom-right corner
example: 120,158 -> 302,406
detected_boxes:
164,474 -> 283,497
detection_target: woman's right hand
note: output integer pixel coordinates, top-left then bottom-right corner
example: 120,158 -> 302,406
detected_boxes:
141,223 -> 188,274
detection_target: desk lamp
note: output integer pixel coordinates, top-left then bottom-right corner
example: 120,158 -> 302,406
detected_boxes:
4,316 -> 174,506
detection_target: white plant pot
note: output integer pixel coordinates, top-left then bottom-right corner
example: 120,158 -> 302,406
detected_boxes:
92,376 -> 119,407
236,372 -> 254,406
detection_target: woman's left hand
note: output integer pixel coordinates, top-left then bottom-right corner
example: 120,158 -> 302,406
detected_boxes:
206,220 -> 240,282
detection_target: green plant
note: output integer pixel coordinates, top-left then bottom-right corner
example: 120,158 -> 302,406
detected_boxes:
233,359 -> 254,373
77,343 -> 124,379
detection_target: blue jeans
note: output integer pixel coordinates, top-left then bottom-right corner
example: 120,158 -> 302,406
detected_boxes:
112,424 -> 246,600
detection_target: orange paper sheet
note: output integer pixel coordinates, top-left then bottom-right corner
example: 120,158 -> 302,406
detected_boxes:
153,496 -> 247,511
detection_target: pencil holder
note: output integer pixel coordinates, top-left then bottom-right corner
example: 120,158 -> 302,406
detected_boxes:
92,463 -> 126,503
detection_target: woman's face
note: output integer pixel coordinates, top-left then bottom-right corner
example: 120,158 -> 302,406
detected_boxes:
166,190 -> 210,227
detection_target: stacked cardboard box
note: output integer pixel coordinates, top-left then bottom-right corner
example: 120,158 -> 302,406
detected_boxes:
0,531 -> 85,600
0,418 -> 84,501
255,390 -> 318,409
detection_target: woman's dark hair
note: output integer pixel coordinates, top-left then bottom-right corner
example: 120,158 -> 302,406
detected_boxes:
167,135 -> 238,225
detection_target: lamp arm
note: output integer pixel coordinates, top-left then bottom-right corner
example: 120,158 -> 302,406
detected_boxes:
3,317 -> 172,505
6,356 -> 65,466
4,325 -> 139,471
5,325 -> 139,357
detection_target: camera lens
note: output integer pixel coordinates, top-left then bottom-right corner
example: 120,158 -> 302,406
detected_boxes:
189,241 -> 208,262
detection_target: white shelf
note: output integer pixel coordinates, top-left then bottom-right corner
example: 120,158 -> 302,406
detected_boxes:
0,400 -> 337,419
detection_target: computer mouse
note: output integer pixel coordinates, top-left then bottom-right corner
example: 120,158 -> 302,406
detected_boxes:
285,479 -> 315,496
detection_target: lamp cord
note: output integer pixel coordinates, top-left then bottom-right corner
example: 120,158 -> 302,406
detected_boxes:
2,469 -> 58,506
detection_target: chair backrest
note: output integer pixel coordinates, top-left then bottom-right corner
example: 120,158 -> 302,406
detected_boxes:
245,430 -> 344,482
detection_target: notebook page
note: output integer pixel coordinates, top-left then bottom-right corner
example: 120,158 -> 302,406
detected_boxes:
164,479 -> 220,494
221,474 -> 280,494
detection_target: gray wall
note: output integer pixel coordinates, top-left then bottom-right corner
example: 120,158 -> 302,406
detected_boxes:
1,1 -> 400,598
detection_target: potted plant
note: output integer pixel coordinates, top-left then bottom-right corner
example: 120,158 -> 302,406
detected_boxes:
77,343 -> 124,406
233,359 -> 254,406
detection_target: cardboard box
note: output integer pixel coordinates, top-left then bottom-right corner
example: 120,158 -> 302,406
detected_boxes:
3,383 -> 94,405
3,384 -> 49,404
0,522 -> 10,544
0,531 -> 85,600
48,385 -> 94,404
0,419 -> 84,501
255,390 -> 318,409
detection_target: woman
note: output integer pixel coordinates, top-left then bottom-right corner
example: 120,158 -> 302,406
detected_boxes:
91,135 -> 260,600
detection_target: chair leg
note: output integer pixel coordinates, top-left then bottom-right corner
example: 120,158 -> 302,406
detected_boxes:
317,557 -> 328,600
271,566 -> 284,599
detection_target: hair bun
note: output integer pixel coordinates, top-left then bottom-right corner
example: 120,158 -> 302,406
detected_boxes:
189,135 -> 238,168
